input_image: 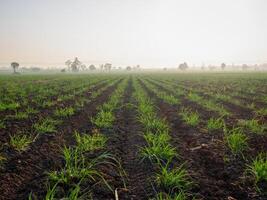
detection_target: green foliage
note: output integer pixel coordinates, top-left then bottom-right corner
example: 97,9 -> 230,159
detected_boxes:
49,147 -> 98,184
246,102 -> 255,109
157,92 -> 180,105
240,119 -> 266,134
180,107 -> 200,127
187,92 -> 202,102
41,101 -> 56,108
10,134 -> 32,151
142,80 -> 180,105
134,82 -> 176,163
214,93 -> 231,101
66,184 -> 81,200
133,79 -> 191,198
225,128 -> 248,155
55,107 -> 75,117
0,102 -> 20,111
207,117 -> 225,131
156,164 -> 192,193
33,118 -> 61,133
0,120 -> 5,129
137,101 -> 155,116
91,110 -> 115,128
75,131 -> 106,152
139,116 -> 169,134
0,153 -> 6,164
203,101 -> 229,116
49,147 -> 115,192
91,78 -> 128,129
140,141 -> 176,164
187,91 -> 229,116
255,108 -> 267,117
44,182 -> 58,200
248,153 -> 267,184
25,107 -> 38,115
11,111 -> 29,120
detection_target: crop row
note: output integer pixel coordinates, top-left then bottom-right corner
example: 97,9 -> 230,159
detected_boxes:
133,78 -> 192,199
37,77 -> 130,199
146,77 -> 266,133
0,78 -> 120,168
141,77 -> 267,195
149,75 -> 267,115
0,76 -> 115,123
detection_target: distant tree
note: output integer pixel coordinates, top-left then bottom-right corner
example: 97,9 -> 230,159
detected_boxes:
242,64 -> 249,71
65,60 -> 72,71
71,63 -> 78,72
89,64 -> 96,70
11,62 -> 19,73
80,64 -> 87,71
178,62 -> 188,70
126,66 -> 132,71
61,69 -> 66,73
104,63 -> 112,71
163,67 -> 167,71
133,65 -> 140,70
221,63 -> 226,70
71,57 -> 82,72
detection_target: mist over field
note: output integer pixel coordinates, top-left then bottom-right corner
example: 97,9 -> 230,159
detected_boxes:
0,0 -> 267,70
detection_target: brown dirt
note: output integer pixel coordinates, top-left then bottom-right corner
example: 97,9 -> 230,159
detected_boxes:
0,79 -> 122,200
139,79 -> 266,200
107,77 -> 155,200
0,80 -> 108,145
0,76 -> 266,200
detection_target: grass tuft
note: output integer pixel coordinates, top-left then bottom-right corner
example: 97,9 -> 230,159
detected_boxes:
33,118 -> 61,133
225,128 -> 248,155
180,107 -> 200,127
248,153 -> 267,184
75,130 -> 106,152
10,134 -> 32,151
240,119 -> 266,135
91,110 -> 115,128
156,163 -> 192,193
207,117 -> 225,131
55,107 -> 75,118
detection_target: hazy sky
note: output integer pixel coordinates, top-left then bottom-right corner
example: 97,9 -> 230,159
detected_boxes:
0,0 -> 266,67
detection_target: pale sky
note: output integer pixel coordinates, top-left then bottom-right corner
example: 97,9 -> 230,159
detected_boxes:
0,0 -> 266,67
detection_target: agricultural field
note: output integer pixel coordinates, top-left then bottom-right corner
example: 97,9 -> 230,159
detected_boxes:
0,72 -> 266,200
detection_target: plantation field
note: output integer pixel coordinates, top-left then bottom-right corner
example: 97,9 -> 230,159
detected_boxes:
0,73 -> 266,200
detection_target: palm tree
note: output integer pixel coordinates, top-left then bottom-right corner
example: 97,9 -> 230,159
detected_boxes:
11,62 -> 19,73
71,57 -> 81,72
